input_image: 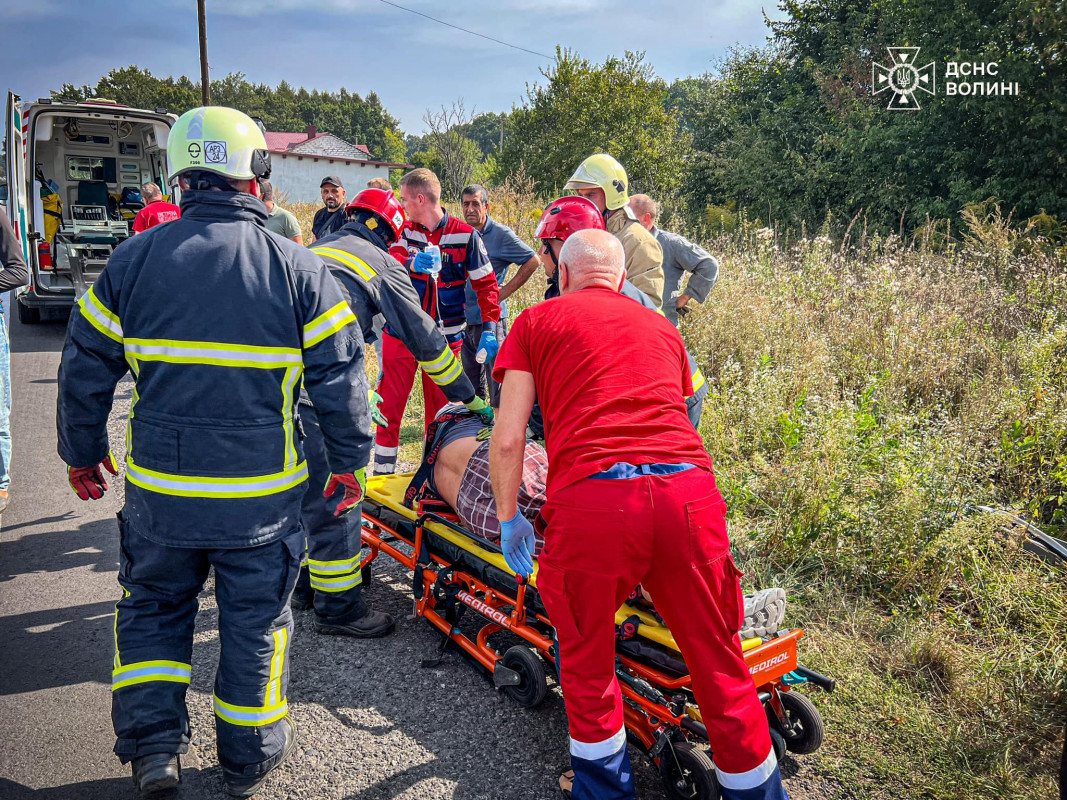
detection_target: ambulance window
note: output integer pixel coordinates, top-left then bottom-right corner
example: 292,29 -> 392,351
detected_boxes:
67,156 -> 116,182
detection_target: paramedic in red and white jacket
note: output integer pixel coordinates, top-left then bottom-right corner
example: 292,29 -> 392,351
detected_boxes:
373,168 -> 499,474
489,228 -> 788,800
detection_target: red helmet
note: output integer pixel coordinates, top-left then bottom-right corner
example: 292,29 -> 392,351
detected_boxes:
345,188 -> 406,242
534,195 -> 606,242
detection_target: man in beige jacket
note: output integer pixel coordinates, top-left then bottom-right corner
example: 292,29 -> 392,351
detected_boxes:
564,153 -> 664,306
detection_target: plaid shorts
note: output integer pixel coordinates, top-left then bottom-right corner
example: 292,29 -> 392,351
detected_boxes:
456,440 -> 548,552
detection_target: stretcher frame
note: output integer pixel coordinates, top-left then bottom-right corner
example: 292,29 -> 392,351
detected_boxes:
361,474 -> 833,798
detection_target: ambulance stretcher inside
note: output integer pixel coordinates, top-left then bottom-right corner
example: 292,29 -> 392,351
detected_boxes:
360,473 -> 835,799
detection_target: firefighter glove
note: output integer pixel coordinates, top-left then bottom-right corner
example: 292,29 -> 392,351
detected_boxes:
67,453 -> 119,501
324,468 -> 367,516
463,395 -> 495,425
369,389 -> 388,427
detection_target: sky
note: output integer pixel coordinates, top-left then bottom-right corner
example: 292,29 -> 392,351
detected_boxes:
0,0 -> 783,138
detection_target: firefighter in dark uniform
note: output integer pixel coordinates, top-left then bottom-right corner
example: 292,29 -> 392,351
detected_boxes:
294,187 -> 493,633
57,106 -> 373,798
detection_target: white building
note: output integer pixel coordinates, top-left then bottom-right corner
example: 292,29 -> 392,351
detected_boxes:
264,126 -> 410,203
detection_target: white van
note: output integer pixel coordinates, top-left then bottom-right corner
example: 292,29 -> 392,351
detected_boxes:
5,92 -> 177,322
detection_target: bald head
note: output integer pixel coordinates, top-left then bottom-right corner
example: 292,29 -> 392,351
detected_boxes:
628,194 -> 657,231
558,229 -> 626,294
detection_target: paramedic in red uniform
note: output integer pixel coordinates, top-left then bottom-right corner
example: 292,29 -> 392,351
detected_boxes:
489,228 -> 788,800
373,168 -> 500,474
131,182 -> 180,233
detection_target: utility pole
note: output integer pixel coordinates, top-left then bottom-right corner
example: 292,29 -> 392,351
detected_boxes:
198,0 -> 211,105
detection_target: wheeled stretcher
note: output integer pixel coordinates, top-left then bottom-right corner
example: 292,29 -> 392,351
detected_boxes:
361,474 -> 834,799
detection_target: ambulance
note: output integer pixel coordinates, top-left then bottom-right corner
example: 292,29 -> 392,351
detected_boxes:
4,92 -> 177,322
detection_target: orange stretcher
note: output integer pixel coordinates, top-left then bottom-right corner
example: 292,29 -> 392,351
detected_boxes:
361,473 -> 834,798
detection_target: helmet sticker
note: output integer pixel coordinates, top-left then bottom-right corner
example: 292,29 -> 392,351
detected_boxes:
187,142 -> 202,159
205,141 -> 228,164
392,210 -> 403,228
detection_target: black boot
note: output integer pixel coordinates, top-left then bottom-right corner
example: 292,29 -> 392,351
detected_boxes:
223,717 -> 296,798
131,753 -> 181,795
315,608 -> 395,638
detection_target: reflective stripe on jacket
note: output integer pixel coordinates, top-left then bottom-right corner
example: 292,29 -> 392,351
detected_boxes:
57,190 -> 372,548
311,222 -> 477,404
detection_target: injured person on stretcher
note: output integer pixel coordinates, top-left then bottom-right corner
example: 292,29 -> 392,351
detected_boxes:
408,404 -> 787,640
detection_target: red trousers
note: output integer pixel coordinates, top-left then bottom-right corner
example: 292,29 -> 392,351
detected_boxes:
375,332 -> 461,451
537,468 -> 773,776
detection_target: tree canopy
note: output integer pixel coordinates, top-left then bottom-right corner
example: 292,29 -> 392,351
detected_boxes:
52,67 -> 407,165
496,49 -> 688,202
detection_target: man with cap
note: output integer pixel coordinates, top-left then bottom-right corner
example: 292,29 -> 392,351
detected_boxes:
311,175 -> 348,242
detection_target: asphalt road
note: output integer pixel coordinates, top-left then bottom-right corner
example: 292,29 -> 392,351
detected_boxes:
0,310 -> 830,800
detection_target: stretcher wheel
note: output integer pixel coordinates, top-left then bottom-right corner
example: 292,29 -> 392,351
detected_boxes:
769,727 -> 786,762
659,741 -> 720,800
500,646 -> 548,708
775,691 -> 824,754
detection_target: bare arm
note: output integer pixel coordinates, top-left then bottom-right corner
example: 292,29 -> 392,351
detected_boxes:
489,369 -> 536,521
498,255 -> 541,303
290,234 -> 303,245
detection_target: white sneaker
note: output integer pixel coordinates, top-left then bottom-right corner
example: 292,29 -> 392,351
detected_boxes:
741,588 -> 787,639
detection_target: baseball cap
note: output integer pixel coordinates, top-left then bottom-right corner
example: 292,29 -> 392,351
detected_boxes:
320,175 -> 344,189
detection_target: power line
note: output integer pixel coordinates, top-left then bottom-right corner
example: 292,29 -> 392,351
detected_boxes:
377,0 -> 554,61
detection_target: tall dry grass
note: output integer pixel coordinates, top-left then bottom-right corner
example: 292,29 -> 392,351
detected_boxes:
290,187 -> 1066,798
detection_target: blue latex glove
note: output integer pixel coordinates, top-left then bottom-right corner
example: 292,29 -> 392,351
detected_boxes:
500,510 -> 536,577
475,329 -> 499,363
411,248 -> 441,275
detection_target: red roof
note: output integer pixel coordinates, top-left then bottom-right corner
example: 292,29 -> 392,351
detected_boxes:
264,126 -> 412,169
264,130 -> 326,151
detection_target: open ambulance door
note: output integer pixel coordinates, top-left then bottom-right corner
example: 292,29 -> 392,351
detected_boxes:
5,91 -> 29,266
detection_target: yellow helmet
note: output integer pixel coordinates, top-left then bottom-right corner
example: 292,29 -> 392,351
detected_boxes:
167,106 -> 272,182
564,153 -> 629,211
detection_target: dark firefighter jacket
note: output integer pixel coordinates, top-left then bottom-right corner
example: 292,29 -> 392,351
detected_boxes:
57,190 -> 372,548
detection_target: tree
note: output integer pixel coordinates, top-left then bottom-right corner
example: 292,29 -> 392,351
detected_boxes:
675,0 -> 1067,234
421,101 -> 484,198
497,49 -> 688,201
47,67 -> 406,163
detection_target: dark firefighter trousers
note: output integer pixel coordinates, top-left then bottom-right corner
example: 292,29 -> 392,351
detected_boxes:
294,402 -> 368,623
112,512 -> 303,777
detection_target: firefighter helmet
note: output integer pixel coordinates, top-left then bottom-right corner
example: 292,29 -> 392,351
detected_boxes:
345,188 -> 406,242
534,196 -> 606,242
564,153 -> 629,211
167,106 -> 272,182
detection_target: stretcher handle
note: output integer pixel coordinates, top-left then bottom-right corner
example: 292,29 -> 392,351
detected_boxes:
792,665 -> 836,692
680,717 -> 708,741
416,512 -> 506,555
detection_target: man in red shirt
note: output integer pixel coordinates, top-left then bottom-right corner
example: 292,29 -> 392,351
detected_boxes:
489,229 -> 787,800
131,182 -> 180,234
